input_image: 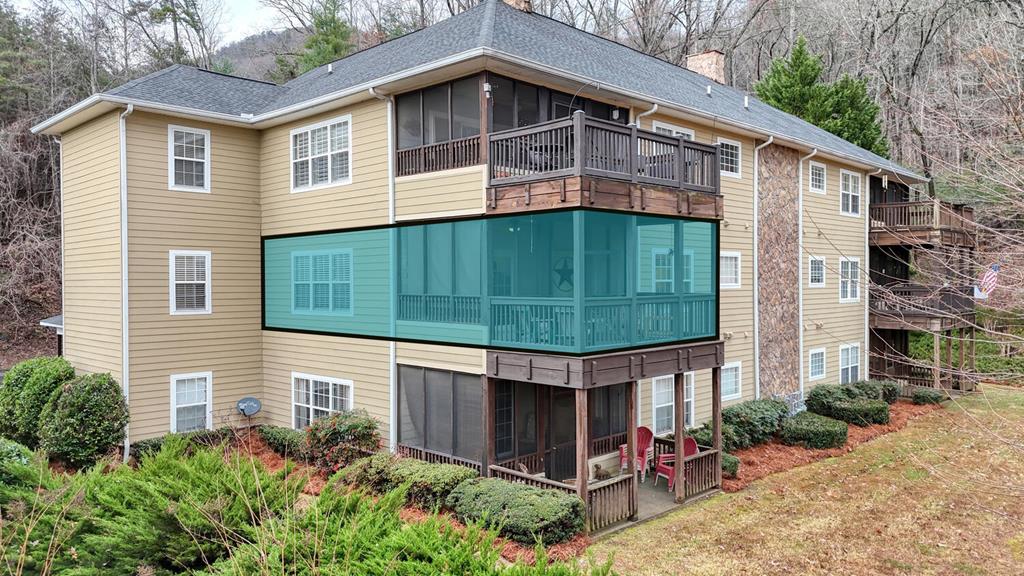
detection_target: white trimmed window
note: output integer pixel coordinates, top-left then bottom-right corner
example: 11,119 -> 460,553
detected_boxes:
652,248 -> 674,293
840,170 -> 862,216
809,256 -> 826,287
720,251 -> 741,289
681,248 -> 694,293
717,138 -> 741,177
809,161 -> 826,194
291,114 -> 352,192
652,120 -> 695,140
171,372 -> 212,432
293,372 -> 353,429
840,344 -> 861,384
168,125 -> 211,192
808,348 -> 826,381
721,362 -> 742,401
652,373 -> 694,436
169,250 -> 211,315
292,249 -> 353,315
839,257 -> 860,302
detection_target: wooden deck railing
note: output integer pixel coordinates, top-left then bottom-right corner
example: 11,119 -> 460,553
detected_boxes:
868,354 -> 965,391
488,464 -> 577,494
682,449 -> 719,500
869,201 -> 975,233
397,294 -> 482,324
587,474 -> 637,531
396,135 -> 482,177
396,444 -> 483,473
869,283 -> 974,317
488,111 -> 720,194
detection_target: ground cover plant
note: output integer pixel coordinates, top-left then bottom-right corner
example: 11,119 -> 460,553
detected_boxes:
447,477 -> 586,546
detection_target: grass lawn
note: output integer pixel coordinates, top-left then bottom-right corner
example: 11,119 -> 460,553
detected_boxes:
591,385 -> 1024,576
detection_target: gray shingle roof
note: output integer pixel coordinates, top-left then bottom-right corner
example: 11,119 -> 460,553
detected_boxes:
100,0 -> 919,179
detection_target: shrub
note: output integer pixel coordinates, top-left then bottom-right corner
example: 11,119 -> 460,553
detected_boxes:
805,384 -> 857,416
258,425 -> 307,461
912,387 -> 945,405
851,380 -> 883,400
830,398 -> 890,427
342,453 -> 478,509
0,357 -> 50,439
689,422 -> 750,452
128,428 -> 232,461
341,451 -> 398,492
304,409 -> 381,472
721,452 -> 740,478
38,373 -> 129,468
877,380 -> 902,404
722,399 -> 789,446
807,384 -> 890,426
447,477 -> 585,545
0,437 -> 32,483
12,357 -> 74,447
780,411 -> 848,449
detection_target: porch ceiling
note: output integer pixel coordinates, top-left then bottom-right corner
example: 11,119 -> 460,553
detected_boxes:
486,339 -> 724,388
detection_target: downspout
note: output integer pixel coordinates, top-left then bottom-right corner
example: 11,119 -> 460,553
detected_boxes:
866,168 -> 882,376
119,104 -> 134,461
370,87 -> 399,450
797,148 -> 817,401
633,103 -> 658,126
752,136 -> 774,399
53,136 -> 63,354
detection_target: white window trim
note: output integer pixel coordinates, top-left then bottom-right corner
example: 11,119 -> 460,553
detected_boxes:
839,343 -> 861,384
168,250 -> 212,315
651,373 -> 695,436
290,248 -> 355,316
839,256 -> 861,303
808,256 -> 826,288
682,248 -> 695,293
808,160 -> 827,194
651,120 -> 695,140
839,168 -> 863,217
167,125 -> 211,193
289,114 -> 353,194
808,348 -> 827,381
717,137 -> 742,178
720,251 -> 742,289
291,371 -> 355,430
651,247 -> 674,293
169,371 -> 213,433
721,361 -> 742,401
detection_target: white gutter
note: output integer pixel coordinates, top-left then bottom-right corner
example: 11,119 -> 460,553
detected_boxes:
797,148 -> 818,400
119,104 -> 134,461
752,136 -> 774,399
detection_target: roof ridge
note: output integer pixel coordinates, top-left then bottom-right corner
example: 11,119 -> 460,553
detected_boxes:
178,64 -> 281,86
107,64 -> 183,95
478,0 -> 497,47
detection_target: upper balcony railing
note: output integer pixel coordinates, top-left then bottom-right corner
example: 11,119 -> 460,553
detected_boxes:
396,135 -> 482,177
869,283 -> 974,318
869,200 -> 975,242
488,111 -> 720,194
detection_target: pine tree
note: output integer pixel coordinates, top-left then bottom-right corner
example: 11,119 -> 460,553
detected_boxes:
297,0 -> 352,74
754,36 -> 825,120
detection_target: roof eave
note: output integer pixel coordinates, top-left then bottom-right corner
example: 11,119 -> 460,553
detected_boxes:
31,94 -> 258,135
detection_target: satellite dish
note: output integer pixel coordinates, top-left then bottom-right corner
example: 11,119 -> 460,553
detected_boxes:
237,397 -> 262,417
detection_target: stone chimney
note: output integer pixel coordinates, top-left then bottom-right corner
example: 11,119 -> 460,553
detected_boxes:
686,50 -> 726,85
503,0 -> 533,12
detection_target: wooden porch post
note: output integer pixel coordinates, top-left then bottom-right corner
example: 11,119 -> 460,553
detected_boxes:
932,332 -> 941,388
958,327 -> 965,388
626,380 -> 638,520
673,372 -> 686,503
944,329 -> 953,388
575,388 -> 590,515
711,366 -> 723,489
482,375 -> 495,477
969,325 -> 977,389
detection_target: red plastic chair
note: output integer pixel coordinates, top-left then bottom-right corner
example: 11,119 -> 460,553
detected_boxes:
618,426 -> 655,481
653,436 -> 699,492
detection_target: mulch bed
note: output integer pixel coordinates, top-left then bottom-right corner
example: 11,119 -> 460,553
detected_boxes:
721,401 -> 942,492
232,430 -> 328,496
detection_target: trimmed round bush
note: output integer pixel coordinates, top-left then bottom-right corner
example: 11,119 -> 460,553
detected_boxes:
805,384 -> 857,416
258,425 -> 307,461
851,380 -> 883,400
0,437 -> 32,483
342,453 -> 479,509
721,452 -> 740,478
912,387 -> 945,405
38,373 -> 129,468
0,357 -> 51,439
14,356 -> 75,448
689,422 -> 750,453
304,409 -> 381,473
780,411 -> 848,449
722,399 -> 789,445
878,380 -> 902,404
807,384 -> 890,426
446,477 -> 584,545
830,398 -> 890,427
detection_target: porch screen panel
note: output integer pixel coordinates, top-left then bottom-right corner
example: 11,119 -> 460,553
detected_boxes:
397,366 -> 482,462
425,369 -> 453,454
453,373 -> 483,461
398,366 -> 425,448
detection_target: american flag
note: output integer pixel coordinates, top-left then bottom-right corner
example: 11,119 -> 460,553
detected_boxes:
977,263 -> 1000,297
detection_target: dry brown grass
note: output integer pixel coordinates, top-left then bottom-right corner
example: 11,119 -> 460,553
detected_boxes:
591,385 -> 1024,576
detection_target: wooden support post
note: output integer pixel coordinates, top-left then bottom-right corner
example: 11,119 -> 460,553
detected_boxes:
482,376 -> 495,477
969,325 -> 977,385
944,330 -> 953,388
575,388 -> 590,524
673,372 -> 686,503
958,327 -> 965,389
711,366 -> 723,489
626,380 -> 638,520
932,332 -> 942,389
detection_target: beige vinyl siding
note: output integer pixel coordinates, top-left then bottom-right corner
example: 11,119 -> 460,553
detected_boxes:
395,343 -> 485,375
802,159 -> 868,388
61,111 -> 122,380
395,165 -> 486,221
262,331 -> 392,439
260,100 -> 389,236
125,112 -> 262,441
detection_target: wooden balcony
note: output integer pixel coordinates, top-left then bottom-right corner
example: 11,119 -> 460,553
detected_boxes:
396,135 -> 481,177
869,354 -> 972,393
869,283 -> 975,331
486,112 -> 723,219
869,200 -> 976,247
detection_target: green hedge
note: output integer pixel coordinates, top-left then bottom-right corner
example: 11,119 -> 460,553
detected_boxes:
688,422 -> 750,453
129,428 -> 232,461
38,373 -> 129,468
0,358 -> 51,439
912,387 -> 945,405
446,477 -> 585,545
721,453 -> 740,478
257,425 -> 307,461
806,384 -> 890,426
780,411 -> 848,449
304,409 -> 381,473
722,399 -> 789,446
831,398 -> 890,426
877,380 -> 902,404
343,452 -> 479,510
12,357 -> 75,448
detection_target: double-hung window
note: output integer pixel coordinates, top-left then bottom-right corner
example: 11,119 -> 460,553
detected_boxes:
293,372 -> 353,429
839,344 -> 861,384
720,252 -> 741,289
291,115 -> 351,192
168,125 -> 210,192
721,362 -> 742,400
171,372 -> 211,432
652,248 -> 674,293
292,249 -> 353,315
808,349 -> 826,381
840,170 -> 862,216
717,138 -> 741,177
809,161 -> 826,194
809,256 -> 826,287
839,257 -> 860,302
653,373 -> 693,436
169,250 -> 211,314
